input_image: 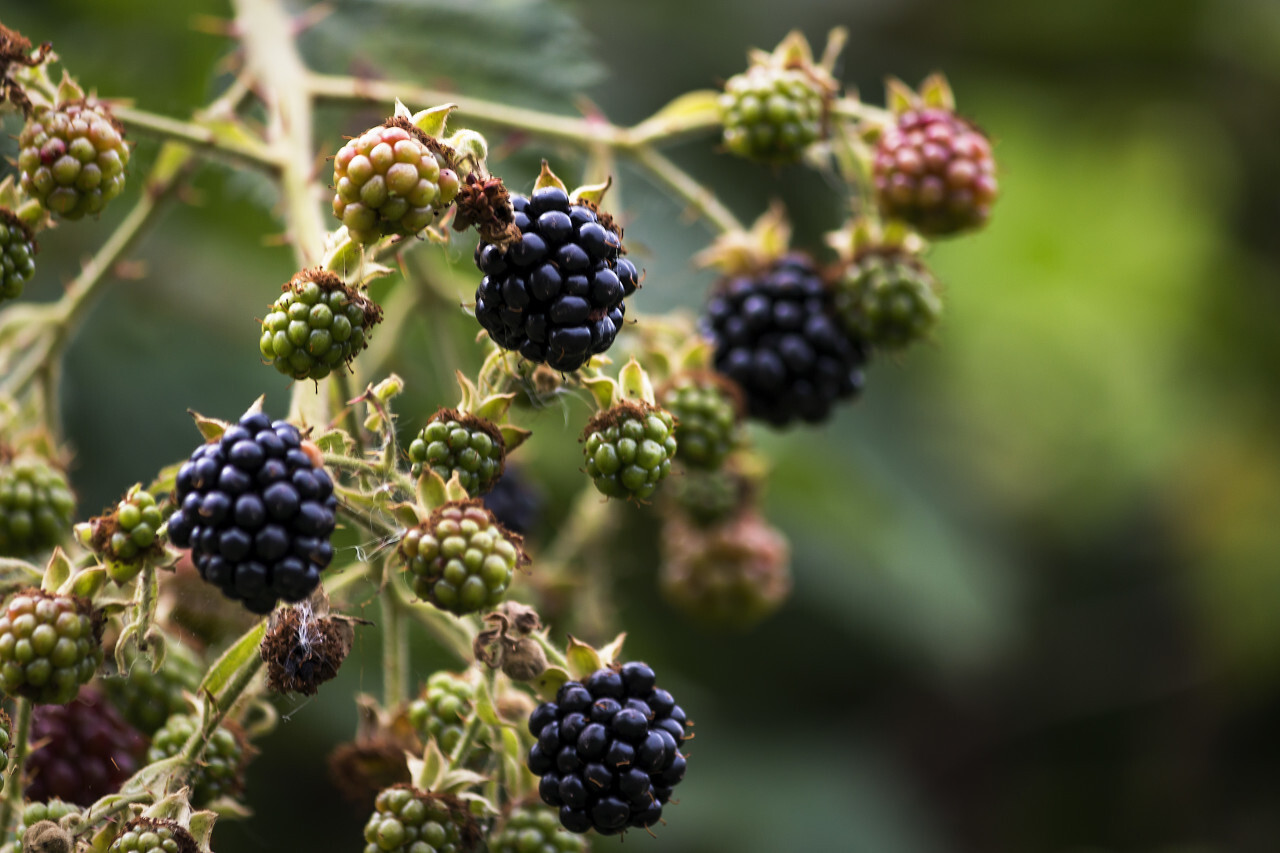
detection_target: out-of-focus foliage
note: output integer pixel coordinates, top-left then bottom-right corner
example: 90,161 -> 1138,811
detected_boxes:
4,0 -> 1280,851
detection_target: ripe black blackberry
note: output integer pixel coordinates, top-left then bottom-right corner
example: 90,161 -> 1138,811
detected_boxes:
481,465 -> 543,537
473,186 -> 638,372
527,662 -> 690,835
703,253 -> 868,426
25,688 -> 148,806
165,411 -> 338,614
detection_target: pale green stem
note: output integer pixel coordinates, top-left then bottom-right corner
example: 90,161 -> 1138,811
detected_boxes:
380,564 -> 409,708
630,147 -> 744,235
830,96 -> 895,128
0,699 -> 32,837
111,104 -> 280,172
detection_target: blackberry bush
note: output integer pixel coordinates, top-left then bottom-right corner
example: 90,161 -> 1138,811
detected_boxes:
398,501 -> 523,614
473,169 -> 638,372
408,409 -> 505,496
165,409 -> 338,613
0,451 -> 75,557
147,714 -> 246,807
25,687 -> 147,806
17,99 -> 129,219
0,208 -> 36,303
527,662 -> 691,834
0,588 -> 101,704
260,268 -> 382,381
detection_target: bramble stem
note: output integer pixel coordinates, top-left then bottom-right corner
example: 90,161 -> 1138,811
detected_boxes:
380,565 -> 409,708
111,104 -> 279,172
631,147 -> 744,234
0,698 -> 31,836
830,96 -> 895,127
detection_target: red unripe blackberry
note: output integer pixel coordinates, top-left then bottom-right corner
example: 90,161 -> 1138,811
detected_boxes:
25,687 -> 147,806
17,100 -> 130,219
527,662 -> 691,834
0,589 -> 102,704
165,411 -> 338,614
333,119 -> 460,244
474,187 -> 638,372
398,501 -> 523,614
873,107 -> 998,237
702,253 -> 868,426
0,209 -> 36,303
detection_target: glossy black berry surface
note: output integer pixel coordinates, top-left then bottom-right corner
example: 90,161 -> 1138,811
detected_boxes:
166,412 -> 337,613
527,662 -> 689,835
474,187 -> 638,372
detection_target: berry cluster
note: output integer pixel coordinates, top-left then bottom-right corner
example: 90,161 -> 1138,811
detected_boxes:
481,466 -> 543,537
17,100 -> 130,219
332,119 -> 460,245
108,819 -> 197,853
581,403 -> 678,500
166,411 -> 337,614
474,187 -> 638,371
93,487 -> 165,574
25,688 -> 147,806
488,803 -> 587,853
407,410 -> 505,496
147,714 -> 245,807
873,107 -> 998,237
15,799 -> 79,841
362,786 -> 476,853
832,250 -> 940,350
659,373 -> 742,469
398,502 -> 522,614
407,671 -> 476,755
0,209 -> 36,303
259,269 -> 381,381
703,253 -> 868,426
0,589 -> 101,705
719,64 -> 828,163
0,452 -> 75,557
528,663 -> 690,834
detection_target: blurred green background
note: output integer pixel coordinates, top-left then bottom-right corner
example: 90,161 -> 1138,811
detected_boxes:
4,0 -> 1280,850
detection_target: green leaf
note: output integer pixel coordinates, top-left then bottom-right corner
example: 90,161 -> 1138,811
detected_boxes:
198,620 -> 267,702
313,428 -> 353,455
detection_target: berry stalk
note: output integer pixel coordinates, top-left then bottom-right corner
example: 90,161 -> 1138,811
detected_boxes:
0,698 -> 31,838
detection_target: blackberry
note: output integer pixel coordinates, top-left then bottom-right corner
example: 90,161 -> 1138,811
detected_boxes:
398,501 -> 522,615
489,803 -> 587,853
25,687 -> 147,806
0,709 -> 10,774
481,465 -> 543,537
108,818 -> 198,853
362,786 -> 478,853
668,467 -> 750,528
259,268 -> 382,381
703,253 -> 868,426
660,511 -> 791,630
332,119 -> 460,245
473,186 -> 638,372
165,411 -> 338,614
659,373 -> 743,469
407,671 -> 476,755
873,107 -> 998,236
527,662 -> 691,834
719,64 -> 828,163
90,487 -> 166,582
0,589 -> 102,704
147,714 -> 246,806
0,451 -> 75,557
17,100 -> 130,219
407,409 -> 505,496
582,402 -> 677,500
14,800 -> 79,843
103,643 -> 202,735
0,208 -> 36,303
833,251 -> 941,350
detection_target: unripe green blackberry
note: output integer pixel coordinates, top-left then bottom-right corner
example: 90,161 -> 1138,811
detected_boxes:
362,786 -> 478,853
398,502 -> 523,614
333,118 -> 461,245
0,589 -> 102,704
407,671 -> 476,755
0,709 -> 10,774
0,208 -> 36,303
259,268 -> 382,381
582,402 -> 677,500
719,64 -> 829,163
407,409 -> 505,496
103,643 -> 202,735
668,467 -> 751,528
659,373 -> 743,469
14,799 -> 79,844
833,251 -> 941,350
660,512 -> 791,630
17,100 -> 130,219
89,487 -> 166,583
0,451 -> 75,557
489,803 -> 587,853
108,818 -> 197,853
147,714 -> 246,806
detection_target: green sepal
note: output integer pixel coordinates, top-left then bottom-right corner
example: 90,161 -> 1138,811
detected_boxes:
454,370 -> 479,412
568,176 -> 612,207
321,228 -> 362,279
455,791 -> 498,816
142,791 -> 190,821
473,675 -> 501,726
87,819 -> 123,853
0,557 -> 43,597
474,392 -> 516,424
676,337 -> 715,373
641,89 -> 722,128
203,797 -> 252,819
533,160 -> 567,194
693,201 -> 792,274
410,739 -> 446,791
61,565 -> 107,600
387,500 -> 425,529
313,428 -> 352,455
500,728 -> 526,798
497,424 -> 530,453
188,810 -> 218,853
444,129 -> 488,171
147,461 -> 181,497
372,374 -> 405,404
919,72 -> 955,111
438,768 -> 490,796
772,29 -> 815,68
444,472 -> 470,503
188,409 -> 230,442
531,666 -> 570,701
618,358 -> 656,405
564,635 -> 603,680
416,468 -> 449,511
119,754 -> 188,795
580,375 -> 619,411
885,76 -> 917,116
409,103 -> 457,139
597,632 -> 627,668
56,69 -> 86,105
198,620 -> 268,705
40,547 -> 73,593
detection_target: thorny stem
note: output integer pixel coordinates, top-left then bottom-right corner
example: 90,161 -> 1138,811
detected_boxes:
110,104 -> 280,172
380,559 -> 409,708
0,699 -> 32,837
75,791 -> 155,837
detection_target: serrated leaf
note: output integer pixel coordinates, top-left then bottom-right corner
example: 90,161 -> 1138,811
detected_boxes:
564,635 -> 603,680
198,620 -> 267,702
40,547 -> 73,593
188,409 -> 230,442
497,425 -> 530,452
532,666 -> 570,701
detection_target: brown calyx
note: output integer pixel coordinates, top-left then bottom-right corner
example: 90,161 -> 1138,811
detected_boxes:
382,115 -> 458,171
580,399 -> 660,443
261,604 -> 361,696
286,267 -> 384,330
453,173 -> 521,247
0,24 -> 50,117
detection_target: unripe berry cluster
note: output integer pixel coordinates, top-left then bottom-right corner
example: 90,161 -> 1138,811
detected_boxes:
581,403 -> 677,500
147,714 -> 246,806
260,269 -> 382,381
362,786 -> 476,853
0,589 -> 101,705
659,373 -> 742,469
0,209 -> 36,303
407,410 -> 505,496
832,250 -> 940,350
719,64 -> 828,163
0,452 -> 75,557
18,100 -> 130,219
407,671 -> 476,755
399,502 -> 523,614
108,819 -> 196,853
